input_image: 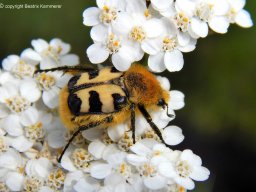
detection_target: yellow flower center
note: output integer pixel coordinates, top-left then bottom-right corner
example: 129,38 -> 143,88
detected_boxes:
100,6 -> 118,24
5,95 -> 31,113
129,26 -> 146,42
106,34 -> 122,54
36,72 -> 56,90
174,12 -> 190,32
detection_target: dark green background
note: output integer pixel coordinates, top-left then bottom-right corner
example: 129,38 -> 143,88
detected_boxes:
0,0 -> 255,191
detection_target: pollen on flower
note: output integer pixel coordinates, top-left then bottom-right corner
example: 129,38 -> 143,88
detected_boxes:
144,9 -> 151,19
43,46 -> 60,63
36,72 -> 56,91
24,176 -> 43,192
25,122 -> 45,142
0,182 -> 9,192
226,8 -> 237,23
100,6 -> 118,24
47,169 -> 66,191
101,131 -> 115,145
0,137 -> 8,152
175,160 -> 192,178
71,148 -> 93,170
195,2 -> 214,22
118,132 -> 134,151
162,37 -> 178,52
174,13 -> 190,32
138,163 -> 157,177
142,130 -> 160,142
117,163 -> 132,179
5,95 -> 31,113
129,26 -> 146,42
36,142 -> 53,160
12,60 -> 35,78
167,184 -> 186,192
106,34 -> 122,54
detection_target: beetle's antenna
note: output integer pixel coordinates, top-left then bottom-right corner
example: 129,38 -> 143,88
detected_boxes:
165,103 -> 174,118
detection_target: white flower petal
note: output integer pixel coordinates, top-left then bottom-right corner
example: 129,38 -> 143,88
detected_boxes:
11,136 -> 33,152
235,10 -> 253,28
107,123 -> 126,142
175,0 -> 195,17
26,157 -> 53,179
39,57 -> 58,70
64,171 -> 83,191
163,126 -> 184,145
157,76 -> 170,91
6,172 -> 24,191
61,152 -> 77,171
88,140 -> 106,159
20,107 -> 38,126
213,0 -> 230,15
209,16 -> 229,34
126,0 -> 146,13
142,38 -> 161,55
39,187 -> 54,192
144,175 -> 167,190
151,0 -> 173,11
90,163 -> 112,179
0,149 -> 22,170
180,149 -> 202,166
0,104 -> 10,118
21,48 -> 41,65
87,43 -> 109,64
190,166 -> 210,181
56,73 -> 72,88
83,7 -> 100,26
164,50 -> 184,72
126,154 -> 148,166
60,54 -> 80,66
112,49 -> 133,71
42,87 -> 60,109
90,24 -> 109,42
20,80 -> 41,103
82,127 -> 104,141
3,114 -> 23,136
50,38 -> 71,55
176,177 -> 195,190
74,176 -> 100,192
177,31 -> 190,46
148,53 -> 166,73
159,162 -> 175,178
191,18 -> 208,38
130,142 -> 152,156
102,144 -> 120,160
31,39 -> 49,53
113,13 -> 133,36
228,0 -> 245,11
47,129 -> 66,148
169,90 -> 185,110
144,18 -> 164,38
2,55 -> 19,71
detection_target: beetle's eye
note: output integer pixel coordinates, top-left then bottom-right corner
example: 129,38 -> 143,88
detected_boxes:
157,98 -> 165,106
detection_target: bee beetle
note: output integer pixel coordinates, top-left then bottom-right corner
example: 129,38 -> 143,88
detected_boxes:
37,64 -> 173,162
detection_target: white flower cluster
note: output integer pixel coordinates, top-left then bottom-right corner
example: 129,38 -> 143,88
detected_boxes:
0,38 -> 210,191
83,0 -> 253,72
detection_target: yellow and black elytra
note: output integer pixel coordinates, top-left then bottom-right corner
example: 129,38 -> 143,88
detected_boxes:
36,64 -> 173,162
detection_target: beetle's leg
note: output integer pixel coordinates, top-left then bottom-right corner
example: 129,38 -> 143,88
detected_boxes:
130,103 -> 136,144
35,66 -> 96,73
58,116 -> 113,163
138,105 -> 171,148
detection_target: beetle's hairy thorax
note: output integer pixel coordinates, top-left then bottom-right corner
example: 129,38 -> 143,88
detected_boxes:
124,65 -> 163,106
